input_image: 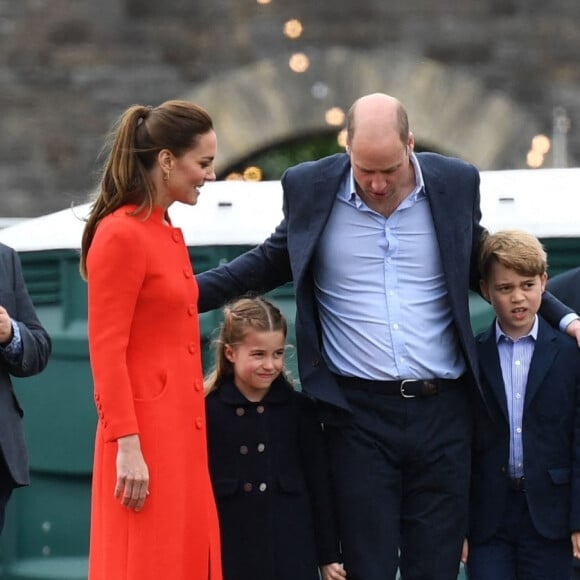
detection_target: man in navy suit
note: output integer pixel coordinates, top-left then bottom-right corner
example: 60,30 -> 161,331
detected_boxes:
0,242 -> 51,535
197,93 -> 580,580
467,230 -> 580,579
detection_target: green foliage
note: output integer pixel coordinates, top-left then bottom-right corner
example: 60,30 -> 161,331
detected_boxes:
221,132 -> 344,180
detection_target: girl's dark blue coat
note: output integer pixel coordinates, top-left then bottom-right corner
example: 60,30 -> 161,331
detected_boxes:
205,375 -> 340,580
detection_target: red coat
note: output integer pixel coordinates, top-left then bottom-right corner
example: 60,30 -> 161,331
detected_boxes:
87,204 -> 221,580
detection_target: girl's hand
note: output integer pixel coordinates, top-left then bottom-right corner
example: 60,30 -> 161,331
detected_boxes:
461,538 -> 469,564
321,562 -> 347,580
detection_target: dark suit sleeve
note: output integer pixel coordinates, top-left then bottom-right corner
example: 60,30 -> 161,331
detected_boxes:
196,175 -> 294,313
538,289 -> 577,330
547,267 -> 580,313
0,246 -> 51,377
571,349 -> 580,532
297,393 -> 341,565
197,217 -> 291,312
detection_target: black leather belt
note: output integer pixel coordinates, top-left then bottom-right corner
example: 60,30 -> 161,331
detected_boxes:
509,477 -> 526,492
334,374 -> 462,398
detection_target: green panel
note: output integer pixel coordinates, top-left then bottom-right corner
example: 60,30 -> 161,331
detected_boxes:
3,557 -> 88,580
469,292 -> 494,335
542,237 -> 580,275
13,356 -> 95,475
9,475 -> 90,559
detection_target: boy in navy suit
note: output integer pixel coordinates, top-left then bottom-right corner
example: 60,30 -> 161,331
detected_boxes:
466,230 -> 580,580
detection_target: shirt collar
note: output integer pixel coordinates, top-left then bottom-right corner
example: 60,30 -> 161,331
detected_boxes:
343,152 -> 426,206
495,315 -> 539,344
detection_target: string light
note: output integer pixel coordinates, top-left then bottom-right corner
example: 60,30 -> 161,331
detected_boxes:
283,19 -> 303,39
325,107 -> 345,127
243,166 -> 263,181
289,52 -> 310,73
526,133 -> 551,168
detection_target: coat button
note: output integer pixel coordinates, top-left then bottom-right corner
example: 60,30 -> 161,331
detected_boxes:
236,407 -> 245,417
243,483 -> 253,493
256,405 -> 265,414
188,343 -> 196,353
183,268 -> 192,278
240,445 -> 249,455
259,483 -> 267,492
188,304 -> 196,316
257,443 -> 265,453
195,418 -> 203,429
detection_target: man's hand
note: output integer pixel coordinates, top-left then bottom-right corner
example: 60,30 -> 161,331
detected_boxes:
0,306 -> 13,344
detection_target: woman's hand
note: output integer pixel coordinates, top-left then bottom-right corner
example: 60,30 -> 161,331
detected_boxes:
115,434 -> 150,511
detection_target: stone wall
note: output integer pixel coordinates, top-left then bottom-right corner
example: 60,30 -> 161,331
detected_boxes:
1,0 -> 579,216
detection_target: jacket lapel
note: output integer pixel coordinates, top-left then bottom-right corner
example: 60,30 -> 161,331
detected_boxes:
524,317 -> 559,410
293,156 -> 350,283
477,323 -> 509,421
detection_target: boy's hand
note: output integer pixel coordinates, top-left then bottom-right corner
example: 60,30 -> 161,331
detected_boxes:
461,538 -> 469,564
321,562 -> 347,580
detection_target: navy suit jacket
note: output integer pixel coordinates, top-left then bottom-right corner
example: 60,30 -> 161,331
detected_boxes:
548,266 -> 580,313
0,243 -> 51,486
470,316 -> 580,542
197,152 -> 572,416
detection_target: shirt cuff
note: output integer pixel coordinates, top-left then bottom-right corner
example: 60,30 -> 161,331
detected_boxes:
560,313 -> 580,332
0,319 -> 23,363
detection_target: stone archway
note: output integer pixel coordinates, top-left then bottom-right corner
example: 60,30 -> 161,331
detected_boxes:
185,46 -> 539,173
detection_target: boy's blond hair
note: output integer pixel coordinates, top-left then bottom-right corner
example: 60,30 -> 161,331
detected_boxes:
479,229 -> 548,281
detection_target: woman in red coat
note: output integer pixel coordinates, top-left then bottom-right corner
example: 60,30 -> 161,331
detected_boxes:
80,100 -> 222,580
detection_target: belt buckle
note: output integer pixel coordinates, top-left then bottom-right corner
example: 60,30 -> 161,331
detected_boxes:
400,379 -> 419,399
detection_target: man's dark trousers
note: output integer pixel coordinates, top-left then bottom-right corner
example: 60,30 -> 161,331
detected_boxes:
325,379 -> 472,580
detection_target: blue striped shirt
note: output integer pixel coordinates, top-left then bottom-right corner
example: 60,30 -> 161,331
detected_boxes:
496,316 -> 538,478
0,319 -> 22,364
313,153 -> 466,381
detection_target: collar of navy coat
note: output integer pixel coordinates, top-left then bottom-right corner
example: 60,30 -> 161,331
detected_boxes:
216,375 -> 295,406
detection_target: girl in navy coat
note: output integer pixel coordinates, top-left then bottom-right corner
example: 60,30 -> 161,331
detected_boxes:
204,297 -> 345,580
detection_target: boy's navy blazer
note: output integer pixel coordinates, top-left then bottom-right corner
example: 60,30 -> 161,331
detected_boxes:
197,153 -> 571,415
470,316 -> 580,542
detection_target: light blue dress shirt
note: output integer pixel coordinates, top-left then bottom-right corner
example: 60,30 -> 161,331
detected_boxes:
313,153 -> 466,381
496,316 -> 537,479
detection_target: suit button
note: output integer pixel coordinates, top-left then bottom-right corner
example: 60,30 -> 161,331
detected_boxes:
236,407 -> 245,417
501,466 -> 506,474
240,445 -> 249,455
243,483 -> 253,492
